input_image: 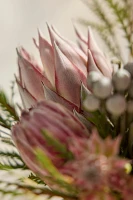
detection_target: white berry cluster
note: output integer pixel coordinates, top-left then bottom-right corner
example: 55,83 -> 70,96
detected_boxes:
84,63 -> 133,117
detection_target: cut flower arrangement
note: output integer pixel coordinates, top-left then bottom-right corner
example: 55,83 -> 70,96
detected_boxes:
1,5 -> 133,200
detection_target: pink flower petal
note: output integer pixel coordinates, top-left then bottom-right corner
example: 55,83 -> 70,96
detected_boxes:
88,27 -> 113,77
17,48 -> 52,100
77,40 -> 87,55
38,30 -> 55,87
87,49 -> 102,74
47,24 -> 87,82
73,24 -> 88,44
51,25 -> 87,65
43,85 -> 79,111
54,42 -> 82,107
16,77 -> 37,109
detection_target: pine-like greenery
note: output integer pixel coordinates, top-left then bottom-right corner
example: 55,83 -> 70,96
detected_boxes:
79,0 -> 133,62
0,89 -> 78,199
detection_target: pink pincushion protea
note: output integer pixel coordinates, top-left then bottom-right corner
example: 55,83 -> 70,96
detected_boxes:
16,25 -> 113,111
12,100 -> 133,199
12,100 -> 89,177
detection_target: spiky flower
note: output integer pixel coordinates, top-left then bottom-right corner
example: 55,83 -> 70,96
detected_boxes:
12,101 -> 89,179
16,25 -> 113,111
12,101 -> 133,199
9,22 -> 133,200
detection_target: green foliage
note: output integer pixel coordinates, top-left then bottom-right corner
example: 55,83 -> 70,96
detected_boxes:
85,110 -> 113,138
42,130 -> 74,160
0,89 -> 19,130
35,148 -> 78,194
0,135 -> 28,171
35,148 -> 65,180
28,173 -> 46,185
0,179 -> 78,200
0,137 -> 15,147
0,149 -> 22,161
80,0 -> 133,61
0,150 -> 27,170
0,90 -> 19,120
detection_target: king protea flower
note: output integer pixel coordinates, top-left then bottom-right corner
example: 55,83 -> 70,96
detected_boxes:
16,25 -> 113,111
12,100 -> 133,199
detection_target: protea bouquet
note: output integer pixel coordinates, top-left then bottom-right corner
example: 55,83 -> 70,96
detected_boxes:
1,2 -> 133,200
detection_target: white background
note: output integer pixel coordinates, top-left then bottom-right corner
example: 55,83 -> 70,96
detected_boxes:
0,0 -> 91,93
0,2 -> 90,198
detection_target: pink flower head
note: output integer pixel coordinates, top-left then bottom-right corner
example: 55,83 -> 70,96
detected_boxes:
16,25 -> 113,111
12,100 -> 89,178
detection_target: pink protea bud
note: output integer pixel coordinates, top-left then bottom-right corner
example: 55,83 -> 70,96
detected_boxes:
12,100 -> 89,178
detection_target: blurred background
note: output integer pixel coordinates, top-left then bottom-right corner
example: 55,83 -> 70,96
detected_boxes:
0,0 -> 91,93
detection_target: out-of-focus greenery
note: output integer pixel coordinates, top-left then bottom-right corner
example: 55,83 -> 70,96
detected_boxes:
79,0 -> 133,63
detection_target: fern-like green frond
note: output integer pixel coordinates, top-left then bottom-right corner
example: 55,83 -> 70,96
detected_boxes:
28,173 -> 46,185
0,180 -> 78,199
0,148 -> 27,170
0,160 -> 27,171
80,0 -> 133,60
104,0 -> 133,56
0,89 -> 19,123
81,0 -> 123,61
0,138 -> 15,147
0,149 -> 22,161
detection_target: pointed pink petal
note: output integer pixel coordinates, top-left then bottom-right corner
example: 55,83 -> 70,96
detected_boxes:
16,78 -> 37,109
87,49 -> 102,74
54,42 -> 82,107
77,40 -> 87,55
43,85 -> 79,111
88,27 -> 113,77
33,37 -> 39,49
18,47 -> 43,72
51,25 -> 87,65
18,48 -> 52,100
32,101 -> 88,137
73,24 -> 88,44
38,30 -> 55,87
47,24 -> 87,82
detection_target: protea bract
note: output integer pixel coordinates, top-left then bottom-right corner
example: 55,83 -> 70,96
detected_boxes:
16,25 -> 113,111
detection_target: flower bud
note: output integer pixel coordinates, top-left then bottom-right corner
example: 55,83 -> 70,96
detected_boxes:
124,62 -> 133,77
12,101 -> 89,178
87,71 -> 102,88
84,95 -> 100,111
112,69 -> 131,91
93,77 -> 113,99
106,94 -> 126,116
